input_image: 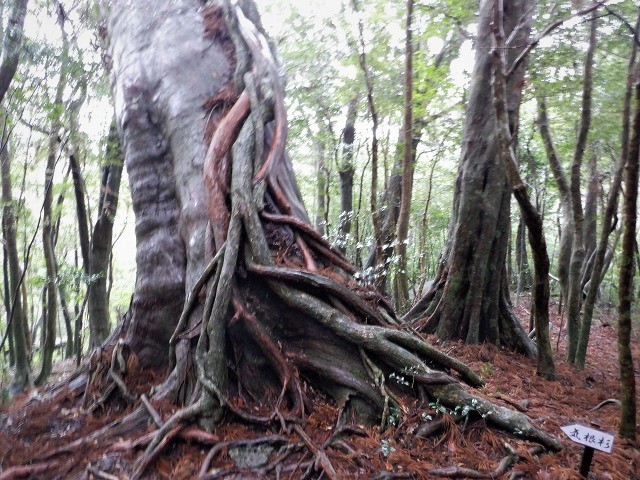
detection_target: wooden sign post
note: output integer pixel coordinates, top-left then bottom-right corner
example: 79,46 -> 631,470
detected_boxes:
561,424 -> 614,478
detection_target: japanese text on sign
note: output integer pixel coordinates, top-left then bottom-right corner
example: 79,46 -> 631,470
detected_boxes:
561,424 -> 614,453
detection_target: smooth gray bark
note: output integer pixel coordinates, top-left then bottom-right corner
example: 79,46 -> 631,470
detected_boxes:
105,0 -> 229,366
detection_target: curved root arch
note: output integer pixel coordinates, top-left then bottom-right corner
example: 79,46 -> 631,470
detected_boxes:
82,3 -> 561,478
153,0 -> 561,454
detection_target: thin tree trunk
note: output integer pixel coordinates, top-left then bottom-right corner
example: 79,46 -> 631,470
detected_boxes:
575,20 -> 639,369
492,0 -> 554,379
3,235 -> 15,367
87,123 -> 123,348
515,217 -> 531,305
1,117 -> 32,394
314,139 -> 326,236
566,14 -> 597,364
617,59 -> 639,442
36,9 -> 68,385
74,248 -> 82,363
337,95 -> 358,252
583,155 -> 598,260
352,0 -> 383,288
536,94 -> 572,306
395,0 -> 414,311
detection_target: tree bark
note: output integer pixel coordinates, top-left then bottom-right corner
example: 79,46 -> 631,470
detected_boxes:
536,94 -> 572,305
514,217 -> 531,303
566,14 -> 597,364
394,0 -> 414,311
406,0 -> 535,356
91,1 -> 562,461
617,57 -> 639,443
1,116 -> 32,395
313,138 -> 327,235
35,8 -> 69,385
337,95 -> 358,252
0,0 -> 29,106
87,122 -> 123,349
491,0 -> 554,379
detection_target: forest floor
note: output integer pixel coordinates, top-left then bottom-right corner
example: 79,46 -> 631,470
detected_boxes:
0,296 -> 639,479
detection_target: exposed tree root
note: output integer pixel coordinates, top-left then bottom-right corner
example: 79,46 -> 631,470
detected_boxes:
0,462 -> 59,480
198,434 -> 288,478
14,3 -> 563,479
428,444 -> 545,479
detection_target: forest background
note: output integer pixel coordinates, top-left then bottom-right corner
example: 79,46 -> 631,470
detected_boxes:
0,0 -> 638,476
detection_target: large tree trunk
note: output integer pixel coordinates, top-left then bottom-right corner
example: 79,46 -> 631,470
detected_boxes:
405,0 -> 535,356
0,0 -> 30,395
79,3 -> 562,476
106,0 -> 216,368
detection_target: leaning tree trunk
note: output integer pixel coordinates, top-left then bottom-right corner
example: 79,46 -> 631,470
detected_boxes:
405,0 -> 535,356
87,2 -> 561,477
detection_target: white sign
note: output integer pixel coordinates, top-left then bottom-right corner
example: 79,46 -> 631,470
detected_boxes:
561,424 -> 614,453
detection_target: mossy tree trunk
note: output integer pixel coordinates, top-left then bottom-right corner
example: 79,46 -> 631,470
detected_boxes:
617,47 -> 639,443
91,4 -> 562,475
405,0 -> 536,356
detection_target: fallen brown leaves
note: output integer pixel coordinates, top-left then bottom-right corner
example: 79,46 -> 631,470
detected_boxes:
0,296 -> 638,479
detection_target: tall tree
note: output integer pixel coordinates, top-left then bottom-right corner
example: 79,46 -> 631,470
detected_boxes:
491,0 -> 554,379
1,118 -> 32,395
0,0 -> 30,395
394,0 -> 414,310
617,41 -> 639,442
87,121 -> 123,348
565,13 -> 597,364
69,3 -> 559,477
35,3 -> 69,385
405,0 -> 535,355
